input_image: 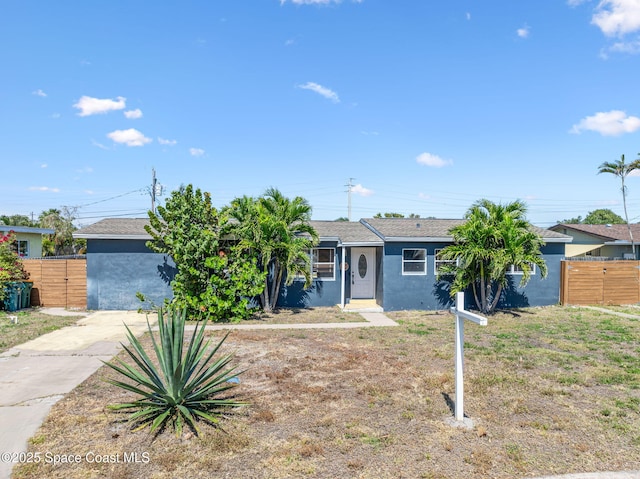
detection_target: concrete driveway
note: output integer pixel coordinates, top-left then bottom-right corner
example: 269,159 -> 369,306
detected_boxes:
0,310 -> 152,479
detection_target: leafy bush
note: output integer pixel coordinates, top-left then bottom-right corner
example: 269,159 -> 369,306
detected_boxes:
103,306 -> 246,436
146,185 -> 265,321
0,231 -> 29,302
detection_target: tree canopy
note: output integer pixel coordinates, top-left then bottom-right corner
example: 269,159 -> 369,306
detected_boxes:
560,208 -> 625,225
437,199 -> 547,314
225,188 -> 318,312
598,154 -> 640,255
145,184 -> 265,321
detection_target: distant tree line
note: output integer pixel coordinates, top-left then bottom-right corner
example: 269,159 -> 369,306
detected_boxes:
0,207 -> 85,256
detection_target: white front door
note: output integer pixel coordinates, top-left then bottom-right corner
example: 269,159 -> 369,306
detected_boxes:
351,248 -> 375,299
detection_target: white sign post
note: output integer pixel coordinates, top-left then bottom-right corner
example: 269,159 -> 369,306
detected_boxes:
450,291 -> 487,422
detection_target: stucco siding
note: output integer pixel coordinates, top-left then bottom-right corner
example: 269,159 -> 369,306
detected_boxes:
278,242 -> 343,308
86,239 -> 175,310
381,242 -> 564,312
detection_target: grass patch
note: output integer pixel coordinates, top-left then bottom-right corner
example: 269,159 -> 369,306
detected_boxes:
0,309 -> 82,353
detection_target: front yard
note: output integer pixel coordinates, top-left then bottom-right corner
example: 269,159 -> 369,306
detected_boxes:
12,305 -> 640,478
0,309 -> 83,353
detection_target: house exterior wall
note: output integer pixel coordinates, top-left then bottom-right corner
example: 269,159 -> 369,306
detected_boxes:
380,242 -> 565,312
15,233 -> 44,258
277,241 -> 344,308
381,242 -> 449,311
86,239 -> 175,310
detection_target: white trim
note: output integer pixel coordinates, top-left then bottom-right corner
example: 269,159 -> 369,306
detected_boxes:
312,247 -> 336,281
434,248 -> 456,275
506,263 -> 537,275
402,248 -> 427,275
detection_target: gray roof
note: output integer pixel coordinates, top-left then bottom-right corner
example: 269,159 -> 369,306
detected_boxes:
551,223 -> 640,243
73,217 -> 571,244
0,225 -> 55,235
74,218 -> 152,239
309,221 -> 383,245
362,218 -> 572,243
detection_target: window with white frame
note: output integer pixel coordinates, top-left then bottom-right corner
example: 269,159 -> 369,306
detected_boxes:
434,248 -> 456,275
402,248 -> 426,275
506,263 -> 536,275
312,248 -> 335,280
11,240 -> 29,258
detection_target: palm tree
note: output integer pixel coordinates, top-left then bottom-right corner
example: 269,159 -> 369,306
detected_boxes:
437,199 -> 547,314
226,188 -> 318,312
598,155 -> 640,258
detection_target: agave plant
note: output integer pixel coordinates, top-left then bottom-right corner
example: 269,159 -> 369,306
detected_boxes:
104,306 -> 246,436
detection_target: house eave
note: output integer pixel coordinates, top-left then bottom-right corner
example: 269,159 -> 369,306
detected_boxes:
383,236 -> 454,243
73,234 -> 152,240
543,238 -> 573,243
339,241 -> 385,247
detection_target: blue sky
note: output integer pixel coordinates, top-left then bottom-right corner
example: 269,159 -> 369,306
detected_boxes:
2,0 -> 640,227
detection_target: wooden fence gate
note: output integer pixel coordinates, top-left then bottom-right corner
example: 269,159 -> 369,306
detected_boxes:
560,260 -> 640,305
22,258 -> 87,309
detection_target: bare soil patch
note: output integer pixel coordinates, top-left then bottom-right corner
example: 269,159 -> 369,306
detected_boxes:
13,306 -> 640,478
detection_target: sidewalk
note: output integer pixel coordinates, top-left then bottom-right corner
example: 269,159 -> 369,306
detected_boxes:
0,310 -> 151,479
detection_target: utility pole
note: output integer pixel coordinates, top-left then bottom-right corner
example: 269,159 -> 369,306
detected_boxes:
346,178 -> 355,221
151,168 -> 157,212
150,168 -> 163,213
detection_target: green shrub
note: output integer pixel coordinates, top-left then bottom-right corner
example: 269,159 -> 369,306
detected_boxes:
104,306 -> 246,436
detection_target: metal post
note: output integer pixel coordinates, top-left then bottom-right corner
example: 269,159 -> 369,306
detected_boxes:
340,246 -> 346,308
455,291 -> 465,421
450,291 -> 487,424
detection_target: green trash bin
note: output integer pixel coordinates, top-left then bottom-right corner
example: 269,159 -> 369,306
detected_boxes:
21,281 -> 33,308
2,283 -> 21,312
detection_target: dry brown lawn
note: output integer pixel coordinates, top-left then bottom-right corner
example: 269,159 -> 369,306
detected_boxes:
13,306 -> 640,479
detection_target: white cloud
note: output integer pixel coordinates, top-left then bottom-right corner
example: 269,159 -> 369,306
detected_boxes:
29,186 -> 60,193
567,0 -> 588,6
352,184 -> 374,197
91,139 -> 110,150
40,163 -> 47,169
76,167 -> 94,174
124,108 -> 143,119
418,192 -> 431,200
570,110 -> 640,136
107,128 -> 152,147
50,113 -> 61,119
297,82 -> 340,103
609,38 -> 640,54
416,152 -> 453,167
74,95 -> 126,116
32,89 -> 47,97
517,25 -> 531,38
592,0 -> 640,36
84,190 -> 95,195
466,12 -> 471,20
158,137 -> 177,146
190,147 -> 205,157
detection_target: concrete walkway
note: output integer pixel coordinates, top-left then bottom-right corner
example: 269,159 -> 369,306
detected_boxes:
0,310 -> 152,479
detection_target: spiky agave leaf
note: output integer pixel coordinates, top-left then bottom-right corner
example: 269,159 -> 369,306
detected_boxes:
103,306 -> 246,436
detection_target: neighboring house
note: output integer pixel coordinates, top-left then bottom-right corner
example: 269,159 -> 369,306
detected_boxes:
549,223 -> 640,259
0,225 -> 55,258
75,217 -> 571,311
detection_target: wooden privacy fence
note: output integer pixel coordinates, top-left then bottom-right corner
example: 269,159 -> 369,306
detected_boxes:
22,257 -> 87,309
560,260 -> 640,305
